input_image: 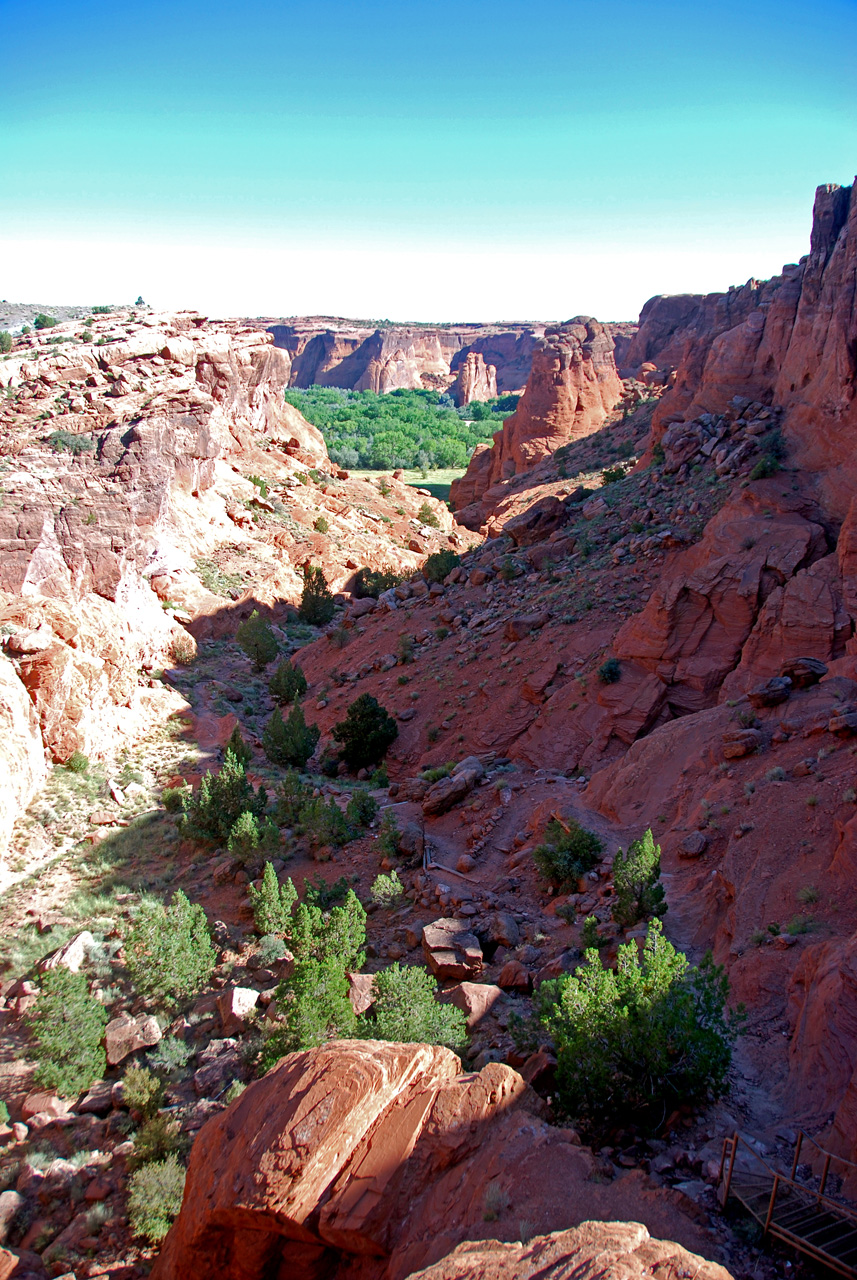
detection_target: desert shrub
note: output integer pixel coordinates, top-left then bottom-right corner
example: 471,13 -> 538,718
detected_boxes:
612,829 -> 666,927
0,332 -> 12,354
598,657 -> 621,684
533,818 -> 603,889
129,1114 -> 184,1168
749,430 -> 786,481
168,630 -> 196,665
128,1154 -> 185,1243
247,474 -> 268,497
256,934 -> 288,965
377,811 -> 401,857
34,312 -> 58,329
48,430 -> 94,455
396,634 -> 414,663
298,565 -> 335,625
370,764 -> 389,788
125,890 -> 216,1009
0,1100 -> 8,1125
370,869 -> 404,907
65,750 -> 89,773
248,863 -> 298,936
235,610 -> 279,671
297,794 -> 350,848
227,810 -> 280,861
147,1037 -> 192,1075
262,889 -> 366,1063
275,769 -> 313,824
581,915 -> 601,949
268,660 -> 307,705
417,501 -> 440,528
263,699 -> 320,769
225,725 -> 252,769
534,919 -> 742,1131
162,785 -> 190,813
423,549 -> 459,584
366,963 -> 466,1048
28,968 -> 108,1097
601,464 -> 625,485
313,515 -> 329,533
345,788 -> 377,829
123,1066 -> 164,1119
354,566 -> 402,598
304,874 -> 350,909
181,749 -> 267,842
332,693 -> 398,770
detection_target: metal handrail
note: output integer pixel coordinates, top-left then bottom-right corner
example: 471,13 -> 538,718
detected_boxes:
790,1129 -> 857,1199
721,1131 -> 857,1230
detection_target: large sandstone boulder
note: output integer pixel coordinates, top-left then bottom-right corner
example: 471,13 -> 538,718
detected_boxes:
152,1041 -> 722,1280
422,919 -> 483,980
407,1221 -> 733,1280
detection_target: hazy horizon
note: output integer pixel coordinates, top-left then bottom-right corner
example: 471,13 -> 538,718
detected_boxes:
2,0 -> 855,323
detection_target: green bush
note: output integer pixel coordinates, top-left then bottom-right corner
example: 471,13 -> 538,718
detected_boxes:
423,549 -> 460,584
345,787 -> 377,829
297,794 -> 350,848
125,890 -> 216,1009
128,1154 -> 185,1243
224,725 -> 252,769
417,501 -> 440,528
534,920 -> 742,1131
332,693 -> 398,770
0,1100 -> 9,1124
162,785 -> 190,813
263,699 -> 320,769
64,750 -> 89,773
235,610 -> 279,671
313,515 -> 329,533
581,915 -> 601,949
354,566 -> 403,598
123,1065 -> 164,1119
130,1114 -> 185,1168
533,818 -> 603,889
612,829 -> 666,928
227,810 -> 280,861
303,874 -> 350,910
275,769 -> 313,825
298,565 -> 336,625
377,810 -> 401,858
262,888 -> 366,1064
598,657 -> 621,684
48,430 -> 94,455
0,332 -> 12,354
366,963 -> 467,1048
268,660 -> 307,705
248,863 -> 298,936
27,968 -> 108,1097
370,869 -> 404,907
34,312 -> 58,329
181,749 -> 267,842
147,1037 -> 192,1075
601,465 -> 625,485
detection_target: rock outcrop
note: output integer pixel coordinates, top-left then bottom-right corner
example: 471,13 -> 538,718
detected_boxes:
450,351 -> 497,406
153,1040 -> 722,1280
450,320 -> 623,528
408,1221 -> 732,1280
628,179 -> 857,520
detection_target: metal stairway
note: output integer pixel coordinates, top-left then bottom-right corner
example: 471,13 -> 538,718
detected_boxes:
719,1131 -> 857,1278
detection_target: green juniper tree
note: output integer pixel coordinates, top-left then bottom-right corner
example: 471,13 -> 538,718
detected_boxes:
263,698 -> 320,768
612,829 -> 666,928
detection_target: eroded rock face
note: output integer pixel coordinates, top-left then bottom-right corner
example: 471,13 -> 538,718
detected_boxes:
632,179 -> 857,521
451,352 -> 497,406
450,321 -> 623,527
152,1040 -> 722,1280
407,1221 -> 733,1280
0,652 -> 46,858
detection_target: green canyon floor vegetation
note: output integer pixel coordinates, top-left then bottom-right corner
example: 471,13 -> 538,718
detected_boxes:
283,385 -> 519,471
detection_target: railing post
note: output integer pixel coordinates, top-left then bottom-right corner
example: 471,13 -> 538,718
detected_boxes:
763,1174 -> 779,1236
721,1133 -> 738,1206
790,1131 -> 803,1182
819,1153 -> 831,1199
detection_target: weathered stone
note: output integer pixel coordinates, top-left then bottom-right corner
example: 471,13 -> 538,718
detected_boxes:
721,728 -> 762,758
496,960 -> 532,992
216,987 -> 259,1036
422,918 -> 483,980
347,972 -> 376,1016
104,1012 -> 162,1066
781,656 -> 828,687
37,930 -> 95,974
747,676 -> 792,708
439,982 -> 505,1029
680,832 -> 708,858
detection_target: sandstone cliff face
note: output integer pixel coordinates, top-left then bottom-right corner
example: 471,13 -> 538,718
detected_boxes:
628,180 -> 857,520
0,312 -> 466,853
268,320 -> 548,395
449,319 -> 623,528
153,1040 -> 724,1280
450,351 -> 497,406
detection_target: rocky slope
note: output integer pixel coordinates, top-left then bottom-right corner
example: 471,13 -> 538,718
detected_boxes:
0,310 -> 468,855
449,318 -> 624,527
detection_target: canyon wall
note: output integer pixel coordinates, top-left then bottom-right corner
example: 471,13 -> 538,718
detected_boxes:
449,318 -> 624,527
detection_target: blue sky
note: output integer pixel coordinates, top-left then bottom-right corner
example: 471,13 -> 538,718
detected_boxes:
1,0 -> 855,320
